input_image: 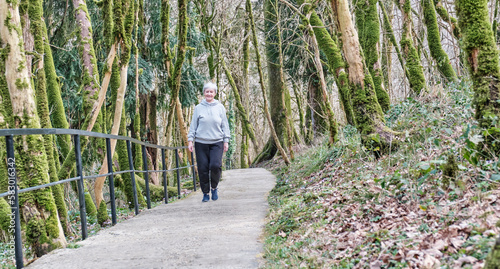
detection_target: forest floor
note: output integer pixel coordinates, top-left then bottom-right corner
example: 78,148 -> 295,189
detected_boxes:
261,82 -> 500,268
25,168 -> 275,269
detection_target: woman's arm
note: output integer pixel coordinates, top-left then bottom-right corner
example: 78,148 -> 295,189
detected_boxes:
187,106 -> 199,152
220,105 -> 231,144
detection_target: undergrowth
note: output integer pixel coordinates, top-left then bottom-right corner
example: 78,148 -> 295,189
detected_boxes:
262,81 -> 500,268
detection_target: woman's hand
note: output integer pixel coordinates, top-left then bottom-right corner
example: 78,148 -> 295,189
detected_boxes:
223,142 -> 229,152
188,141 -> 194,152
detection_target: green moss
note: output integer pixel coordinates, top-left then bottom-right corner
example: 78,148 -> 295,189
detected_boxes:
0,199 -> 11,232
14,78 -> 28,90
84,191 -> 97,218
355,0 -> 391,112
28,1 -> 70,236
136,176 -> 176,202
42,22 -> 70,155
434,0 -> 461,38
422,0 -> 457,82
484,238 -> 500,268
97,200 -> 109,226
457,0 -> 500,155
240,134 -> 249,168
116,109 -> 146,208
222,59 -> 256,142
133,113 -> 142,170
400,0 -> 427,95
441,154 -> 458,188
380,2 -> 412,83
161,0 -> 173,76
304,1 -> 354,125
74,2 -> 101,128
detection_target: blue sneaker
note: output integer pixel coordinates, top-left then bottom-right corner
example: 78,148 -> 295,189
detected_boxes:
211,189 -> 218,201
202,193 -> 210,202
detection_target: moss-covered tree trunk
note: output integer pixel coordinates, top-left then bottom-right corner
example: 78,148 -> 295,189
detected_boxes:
434,0 -> 460,39
291,81 -> 306,142
42,22 -> 71,158
283,1 -> 339,144
0,21 -> 12,236
355,0 -> 391,112
306,27 -> 338,145
397,0 -> 427,95
379,1 -> 410,83
27,0 -> 70,236
246,0 -> 290,165
94,0 -> 136,207
330,0 -> 397,152
297,0 -> 355,126
0,0 -> 67,255
253,0 -> 292,164
163,0 -> 188,159
58,0 -> 121,217
221,58 -> 258,147
380,0 -> 393,94
422,0 -> 457,82
275,8 -> 295,159
240,17 -> 251,168
456,0 -> 500,158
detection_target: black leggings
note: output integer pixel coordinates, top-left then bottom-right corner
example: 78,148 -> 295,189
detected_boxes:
195,142 -> 223,194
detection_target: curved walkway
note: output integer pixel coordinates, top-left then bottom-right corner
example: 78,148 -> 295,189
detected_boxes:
28,168 -> 276,269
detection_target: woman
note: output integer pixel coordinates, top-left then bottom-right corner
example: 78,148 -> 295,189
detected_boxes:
188,82 -> 230,202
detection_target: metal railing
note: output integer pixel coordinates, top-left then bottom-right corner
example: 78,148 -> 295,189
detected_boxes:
0,128 -> 197,269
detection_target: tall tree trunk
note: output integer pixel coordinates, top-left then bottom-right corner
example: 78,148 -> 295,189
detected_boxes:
247,0 -> 290,165
283,0 -> 339,144
456,0 -> 500,157
330,0 -> 397,152
164,0 -> 188,156
275,7 -> 295,160
398,0 -> 427,95
94,0 -> 135,207
57,0 -> 117,217
241,17 -> 251,168
379,0 -> 410,83
253,0 -> 292,164
422,0 -> 457,82
221,58 -> 258,149
355,0 -> 391,112
28,0 -> 70,236
43,24 -> 71,158
299,0 -> 355,126
306,27 -> 338,145
292,81 -> 306,141
0,0 -> 67,255
381,0 -> 393,95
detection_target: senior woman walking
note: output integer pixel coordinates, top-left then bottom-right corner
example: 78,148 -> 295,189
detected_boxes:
188,82 -> 230,202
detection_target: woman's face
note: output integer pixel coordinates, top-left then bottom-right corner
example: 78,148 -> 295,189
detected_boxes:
204,88 -> 216,103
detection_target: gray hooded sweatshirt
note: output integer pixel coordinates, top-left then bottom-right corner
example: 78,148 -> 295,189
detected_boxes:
187,99 -> 230,144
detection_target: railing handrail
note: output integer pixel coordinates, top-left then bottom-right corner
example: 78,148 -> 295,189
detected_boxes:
1,128 -> 197,269
0,128 -> 185,150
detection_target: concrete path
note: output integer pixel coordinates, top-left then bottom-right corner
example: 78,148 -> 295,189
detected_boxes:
27,168 -> 275,269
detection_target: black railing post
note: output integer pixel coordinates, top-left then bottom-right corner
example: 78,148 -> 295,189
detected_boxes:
161,149 -> 168,204
6,136 -> 23,269
126,140 -> 140,215
175,149 -> 181,199
106,138 -> 117,225
141,145 -> 151,209
191,151 -> 197,192
74,134 -> 88,240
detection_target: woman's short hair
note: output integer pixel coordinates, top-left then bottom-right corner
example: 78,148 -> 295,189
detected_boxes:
203,82 -> 217,94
